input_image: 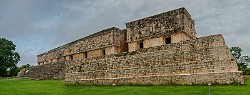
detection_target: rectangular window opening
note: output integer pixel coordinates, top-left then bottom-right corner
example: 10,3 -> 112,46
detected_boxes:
165,37 -> 171,44
84,52 -> 88,58
70,55 -> 73,60
102,49 -> 106,56
63,56 -> 66,61
139,42 -> 143,49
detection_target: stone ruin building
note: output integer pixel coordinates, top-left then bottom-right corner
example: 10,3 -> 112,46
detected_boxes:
19,7 -> 244,85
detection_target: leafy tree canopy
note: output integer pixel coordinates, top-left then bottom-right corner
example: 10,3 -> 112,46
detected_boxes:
230,47 -> 250,75
19,64 -> 32,70
0,38 -> 20,76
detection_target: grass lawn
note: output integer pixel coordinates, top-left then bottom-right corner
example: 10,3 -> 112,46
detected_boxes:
0,76 -> 249,95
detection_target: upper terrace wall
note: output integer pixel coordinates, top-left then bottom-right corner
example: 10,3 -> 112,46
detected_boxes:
37,27 -> 127,65
37,7 -> 197,64
125,7 -> 196,44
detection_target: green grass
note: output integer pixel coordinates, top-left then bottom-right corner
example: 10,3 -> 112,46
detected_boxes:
0,76 -> 250,95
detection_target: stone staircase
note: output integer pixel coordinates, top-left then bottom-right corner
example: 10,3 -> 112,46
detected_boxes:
19,62 -> 65,80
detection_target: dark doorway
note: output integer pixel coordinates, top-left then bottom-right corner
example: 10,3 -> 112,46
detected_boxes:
165,37 -> 171,44
102,49 -> 106,56
139,42 -> 143,49
84,52 -> 88,58
63,56 -> 66,61
69,55 -> 73,60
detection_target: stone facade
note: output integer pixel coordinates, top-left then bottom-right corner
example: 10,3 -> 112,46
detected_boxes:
37,27 -> 127,65
126,7 -> 196,52
26,7 -> 244,85
64,34 -> 243,85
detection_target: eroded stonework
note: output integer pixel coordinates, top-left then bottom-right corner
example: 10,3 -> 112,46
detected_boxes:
126,8 -> 196,52
64,34 -> 243,85
22,7 -> 243,85
37,27 -> 127,65
126,7 -> 196,42
18,62 -> 65,80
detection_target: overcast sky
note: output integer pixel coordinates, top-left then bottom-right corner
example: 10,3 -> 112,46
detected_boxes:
0,0 -> 249,66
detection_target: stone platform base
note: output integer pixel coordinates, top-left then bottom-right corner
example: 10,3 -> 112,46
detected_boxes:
65,71 -> 244,85
18,62 -> 65,80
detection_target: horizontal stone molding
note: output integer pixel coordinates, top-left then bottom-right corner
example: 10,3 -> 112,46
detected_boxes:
65,72 -> 243,85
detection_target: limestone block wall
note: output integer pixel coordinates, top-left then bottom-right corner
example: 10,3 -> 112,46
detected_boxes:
72,53 -> 84,60
126,7 -> 196,43
126,7 -> 196,52
128,42 -> 140,52
37,27 -> 127,65
65,34 -> 244,85
143,36 -> 165,48
171,32 -> 191,43
87,49 -> 103,58
105,46 -> 123,55
19,62 -> 65,80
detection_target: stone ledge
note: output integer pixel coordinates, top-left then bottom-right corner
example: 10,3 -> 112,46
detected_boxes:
65,71 -> 244,85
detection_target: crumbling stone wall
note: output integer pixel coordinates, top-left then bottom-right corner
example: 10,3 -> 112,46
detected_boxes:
37,27 -> 127,65
37,7 -> 197,64
33,7 -> 243,85
65,34 -> 244,85
19,62 -> 65,80
126,7 -> 196,52
126,7 -> 196,43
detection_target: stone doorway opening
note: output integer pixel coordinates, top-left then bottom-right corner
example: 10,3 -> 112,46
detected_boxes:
165,37 -> 171,44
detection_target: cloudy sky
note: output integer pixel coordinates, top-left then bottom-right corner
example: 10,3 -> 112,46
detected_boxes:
0,0 -> 249,66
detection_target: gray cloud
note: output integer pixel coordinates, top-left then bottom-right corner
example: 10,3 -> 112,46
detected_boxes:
188,0 -> 250,56
0,0 -> 249,66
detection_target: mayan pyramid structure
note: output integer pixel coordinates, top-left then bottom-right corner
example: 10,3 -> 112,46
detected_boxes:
19,7 -> 244,85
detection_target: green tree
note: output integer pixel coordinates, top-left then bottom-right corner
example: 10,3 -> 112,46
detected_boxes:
19,64 -> 32,71
230,47 -> 250,75
230,47 -> 242,59
9,66 -> 20,76
0,38 -> 20,77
